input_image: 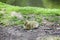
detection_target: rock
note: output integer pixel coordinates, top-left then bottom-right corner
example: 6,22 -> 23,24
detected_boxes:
27,14 -> 35,21
11,11 -> 24,20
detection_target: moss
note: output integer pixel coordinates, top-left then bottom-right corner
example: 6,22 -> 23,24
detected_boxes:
0,2 -> 60,26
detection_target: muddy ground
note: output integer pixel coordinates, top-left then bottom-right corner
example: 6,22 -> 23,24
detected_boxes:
0,25 -> 60,40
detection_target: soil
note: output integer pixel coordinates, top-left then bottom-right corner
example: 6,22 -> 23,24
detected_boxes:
0,25 -> 60,40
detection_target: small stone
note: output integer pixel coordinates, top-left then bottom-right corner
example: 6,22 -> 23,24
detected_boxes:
11,11 -> 24,20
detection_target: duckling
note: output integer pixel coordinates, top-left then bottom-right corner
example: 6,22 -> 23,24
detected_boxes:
24,20 -> 39,30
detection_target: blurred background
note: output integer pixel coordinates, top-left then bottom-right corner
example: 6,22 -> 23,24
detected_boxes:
0,0 -> 60,8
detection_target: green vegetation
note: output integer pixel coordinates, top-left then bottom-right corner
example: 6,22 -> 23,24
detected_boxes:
0,0 -> 43,7
46,36 -> 60,40
42,0 -> 60,8
0,2 -> 60,26
39,36 -> 60,40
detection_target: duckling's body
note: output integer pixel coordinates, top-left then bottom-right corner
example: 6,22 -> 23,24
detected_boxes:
24,20 -> 39,30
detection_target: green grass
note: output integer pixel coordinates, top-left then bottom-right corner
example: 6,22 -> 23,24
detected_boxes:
0,2 -> 60,26
38,36 -> 60,40
46,36 -> 60,40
